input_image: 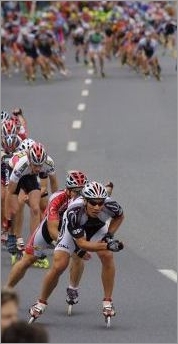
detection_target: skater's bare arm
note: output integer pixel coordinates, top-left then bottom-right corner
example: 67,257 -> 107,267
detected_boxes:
47,220 -> 59,241
75,237 -> 107,252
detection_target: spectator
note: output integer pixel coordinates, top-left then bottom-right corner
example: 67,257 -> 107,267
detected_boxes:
1,288 -> 19,333
1,321 -> 49,343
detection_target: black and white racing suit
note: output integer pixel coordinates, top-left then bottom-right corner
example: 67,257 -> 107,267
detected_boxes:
55,196 -> 123,255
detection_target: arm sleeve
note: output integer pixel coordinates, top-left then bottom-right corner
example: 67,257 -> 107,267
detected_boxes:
9,157 -> 29,183
104,200 -> 123,219
67,209 -> 84,239
47,193 -> 67,221
45,156 -> 56,176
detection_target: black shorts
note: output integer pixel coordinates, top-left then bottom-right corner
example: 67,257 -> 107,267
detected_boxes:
1,164 -> 12,186
14,174 -> 41,195
165,24 -> 175,36
144,49 -> 154,59
24,47 -> 39,59
27,52 -> 39,59
39,48 -> 52,58
1,163 -> 6,185
73,36 -> 84,46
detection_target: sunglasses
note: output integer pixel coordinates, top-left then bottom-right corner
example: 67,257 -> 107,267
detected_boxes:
13,112 -> 21,116
30,161 -> 43,167
87,199 -> 105,206
70,187 -> 82,193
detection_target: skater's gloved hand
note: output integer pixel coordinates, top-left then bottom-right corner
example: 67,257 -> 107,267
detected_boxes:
107,239 -> 124,252
102,232 -> 114,243
74,247 -> 90,259
83,251 -> 92,260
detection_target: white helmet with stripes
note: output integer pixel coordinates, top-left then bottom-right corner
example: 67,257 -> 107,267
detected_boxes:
18,138 -> 35,152
82,181 -> 108,199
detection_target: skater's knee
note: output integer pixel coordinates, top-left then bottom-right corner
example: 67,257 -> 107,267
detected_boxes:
98,250 -> 114,266
20,255 -> 35,268
52,253 -> 69,273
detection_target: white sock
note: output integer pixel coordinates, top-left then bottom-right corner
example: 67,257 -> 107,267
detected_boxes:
68,285 -> 78,290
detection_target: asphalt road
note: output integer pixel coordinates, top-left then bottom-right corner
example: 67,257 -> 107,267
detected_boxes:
1,44 -> 177,343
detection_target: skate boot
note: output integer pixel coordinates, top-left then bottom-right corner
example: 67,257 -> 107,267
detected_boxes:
66,287 -> 79,315
29,300 -> 47,323
103,298 -> 116,317
16,237 -> 25,260
6,234 -> 17,265
1,229 -> 8,245
6,234 -> 16,253
103,298 -> 116,328
66,287 -> 79,305
33,255 -> 50,269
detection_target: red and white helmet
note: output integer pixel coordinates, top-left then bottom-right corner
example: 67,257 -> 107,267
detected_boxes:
82,181 -> 108,199
66,170 -> 88,189
1,134 -> 21,153
1,119 -> 17,137
29,142 -> 47,165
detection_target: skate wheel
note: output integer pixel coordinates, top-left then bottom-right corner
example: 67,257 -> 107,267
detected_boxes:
105,316 -> 111,328
67,304 -> 72,316
28,316 -> 35,324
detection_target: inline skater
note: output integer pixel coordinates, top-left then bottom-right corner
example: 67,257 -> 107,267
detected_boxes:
5,143 -> 58,263
1,134 -> 22,244
66,181 -> 114,306
5,170 -> 88,285
86,23 -> 106,77
29,181 -> 124,322
136,32 -> 161,80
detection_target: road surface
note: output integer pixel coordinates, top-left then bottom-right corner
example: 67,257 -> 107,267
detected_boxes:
1,46 -> 177,343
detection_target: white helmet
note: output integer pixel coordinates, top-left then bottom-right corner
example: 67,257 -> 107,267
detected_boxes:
1,111 -> 10,123
82,181 -> 108,199
18,138 -> 35,152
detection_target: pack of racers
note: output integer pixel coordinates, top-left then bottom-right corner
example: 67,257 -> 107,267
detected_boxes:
1,106 -> 124,322
1,1 -> 177,81
1,109 -> 59,265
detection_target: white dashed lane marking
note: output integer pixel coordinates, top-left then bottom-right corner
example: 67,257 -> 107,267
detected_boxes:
67,141 -> 77,152
87,69 -> 94,75
72,120 -> 82,129
67,72 -> 91,154
85,79 -> 92,85
158,269 -> 177,283
81,90 -> 89,97
77,103 -> 86,111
